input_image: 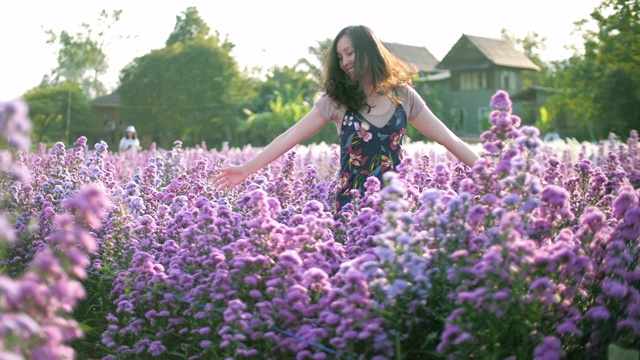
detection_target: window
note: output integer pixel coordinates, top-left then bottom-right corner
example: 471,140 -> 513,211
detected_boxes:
450,107 -> 466,132
460,72 -> 487,90
478,107 -> 492,131
500,71 -> 517,90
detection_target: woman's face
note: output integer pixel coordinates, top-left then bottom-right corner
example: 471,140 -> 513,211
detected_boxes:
337,34 -> 356,78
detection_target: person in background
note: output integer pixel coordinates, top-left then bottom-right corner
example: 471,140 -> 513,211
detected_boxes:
119,125 -> 141,153
213,25 -> 480,213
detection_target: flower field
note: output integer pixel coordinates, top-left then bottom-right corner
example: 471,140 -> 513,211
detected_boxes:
1,91 -> 639,360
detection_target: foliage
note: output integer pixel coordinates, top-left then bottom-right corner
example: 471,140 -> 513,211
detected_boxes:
248,65 -> 319,116
239,91 -> 312,146
547,0 -> 640,141
0,100 -> 111,359
118,31 -> 249,149
165,7 -> 211,47
295,38 -> 332,88
44,10 -> 124,99
412,80 -> 451,142
23,82 -> 93,146
240,65 -> 337,146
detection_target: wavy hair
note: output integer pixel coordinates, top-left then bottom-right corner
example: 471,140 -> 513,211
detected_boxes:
322,25 -> 418,112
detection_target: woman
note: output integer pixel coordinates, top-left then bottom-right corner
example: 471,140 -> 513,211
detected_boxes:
119,125 -> 141,153
214,25 -> 480,212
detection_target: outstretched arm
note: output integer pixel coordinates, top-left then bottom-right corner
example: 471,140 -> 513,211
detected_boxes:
409,106 -> 480,167
213,106 -> 330,190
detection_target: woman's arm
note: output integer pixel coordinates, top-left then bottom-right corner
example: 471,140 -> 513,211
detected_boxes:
213,107 -> 330,190
409,106 -> 480,167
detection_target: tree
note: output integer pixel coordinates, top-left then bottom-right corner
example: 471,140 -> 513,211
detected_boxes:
295,38 -> 332,88
165,7 -> 210,46
239,91 -> 313,147
23,83 -> 92,146
44,10 -> 124,100
247,65 -> 319,115
118,8 -> 249,149
548,0 -> 640,141
240,61 -> 338,147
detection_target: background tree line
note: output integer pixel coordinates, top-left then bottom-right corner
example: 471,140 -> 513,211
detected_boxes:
19,0 -> 640,150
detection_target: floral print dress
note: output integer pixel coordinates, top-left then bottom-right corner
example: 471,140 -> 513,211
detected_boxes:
335,104 -> 407,211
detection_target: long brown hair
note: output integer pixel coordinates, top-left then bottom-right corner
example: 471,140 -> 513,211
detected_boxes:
322,25 -> 417,112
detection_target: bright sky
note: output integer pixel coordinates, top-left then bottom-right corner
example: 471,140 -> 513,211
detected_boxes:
1,0 -> 603,101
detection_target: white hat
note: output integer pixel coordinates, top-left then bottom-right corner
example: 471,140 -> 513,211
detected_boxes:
125,125 -> 136,133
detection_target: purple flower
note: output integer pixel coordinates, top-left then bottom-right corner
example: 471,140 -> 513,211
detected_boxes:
533,336 -> 565,360
540,185 -> 569,206
490,90 -> 512,110
612,186 -> 638,218
63,184 -> 112,230
603,279 -> 629,297
453,332 -> 472,345
483,142 -> 500,154
467,204 -> 488,223
147,341 -> 166,356
0,99 -> 32,149
556,321 -> 583,336
586,306 -> 611,320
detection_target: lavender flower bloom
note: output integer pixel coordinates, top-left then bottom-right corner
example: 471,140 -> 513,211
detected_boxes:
533,336 -> 565,360
483,141 -> 501,154
147,341 -> 166,356
0,215 -> 15,242
540,185 -> 570,207
556,321 -> 583,336
612,185 -> 638,218
490,90 -> 512,111
0,99 -> 32,149
63,184 -> 112,229
602,279 -> 629,297
586,306 -> 611,320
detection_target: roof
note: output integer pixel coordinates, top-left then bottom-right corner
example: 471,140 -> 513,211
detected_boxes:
383,42 -> 439,73
89,92 -> 120,107
438,34 -> 541,71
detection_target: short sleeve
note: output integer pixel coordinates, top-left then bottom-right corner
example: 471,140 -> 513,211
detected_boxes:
398,86 -> 427,120
314,94 -> 345,123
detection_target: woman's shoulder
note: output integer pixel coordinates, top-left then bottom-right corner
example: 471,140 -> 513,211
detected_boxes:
314,93 -> 345,122
394,84 -> 426,118
394,84 -> 419,97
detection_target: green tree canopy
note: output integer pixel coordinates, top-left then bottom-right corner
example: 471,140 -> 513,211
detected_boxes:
23,83 -> 92,146
165,7 -> 211,47
44,10 -> 123,100
548,0 -> 640,141
118,8 -> 249,149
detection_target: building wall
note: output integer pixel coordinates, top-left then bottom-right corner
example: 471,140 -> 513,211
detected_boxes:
431,67 -> 528,138
92,106 -> 121,149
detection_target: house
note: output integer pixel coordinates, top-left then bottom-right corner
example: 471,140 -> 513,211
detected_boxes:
88,92 -> 122,147
383,42 -> 440,78
424,34 -> 541,138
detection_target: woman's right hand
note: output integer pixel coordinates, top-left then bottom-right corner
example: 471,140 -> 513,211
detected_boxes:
213,165 -> 249,191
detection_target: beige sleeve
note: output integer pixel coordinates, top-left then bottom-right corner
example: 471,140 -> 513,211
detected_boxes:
400,86 -> 428,120
314,94 -> 345,123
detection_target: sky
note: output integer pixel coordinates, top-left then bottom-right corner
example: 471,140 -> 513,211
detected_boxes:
1,0 -> 603,101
